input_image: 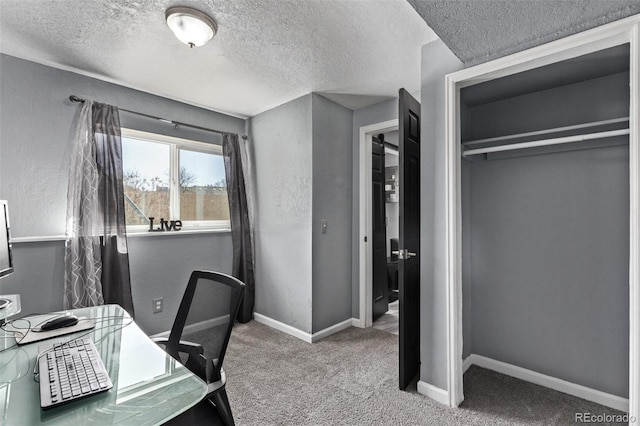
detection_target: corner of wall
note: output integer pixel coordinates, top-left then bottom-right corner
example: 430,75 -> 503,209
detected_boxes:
249,94 -> 314,333
419,38 -> 464,391
310,94 -> 354,333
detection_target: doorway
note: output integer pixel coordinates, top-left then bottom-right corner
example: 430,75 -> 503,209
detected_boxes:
358,89 -> 421,391
372,131 -> 400,334
358,119 -> 398,329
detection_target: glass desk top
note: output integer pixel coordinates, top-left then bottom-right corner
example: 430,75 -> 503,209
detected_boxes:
0,294 -> 21,321
0,304 -> 207,425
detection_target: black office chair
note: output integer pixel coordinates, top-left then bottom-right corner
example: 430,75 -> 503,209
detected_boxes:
155,270 -> 245,426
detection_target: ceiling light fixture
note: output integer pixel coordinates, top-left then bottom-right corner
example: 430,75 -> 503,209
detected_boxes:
165,6 -> 217,48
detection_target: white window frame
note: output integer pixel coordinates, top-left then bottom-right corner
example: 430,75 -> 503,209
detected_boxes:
121,128 -> 230,233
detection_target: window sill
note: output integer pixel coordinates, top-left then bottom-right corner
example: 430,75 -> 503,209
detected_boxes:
12,228 -> 231,243
126,228 -> 231,237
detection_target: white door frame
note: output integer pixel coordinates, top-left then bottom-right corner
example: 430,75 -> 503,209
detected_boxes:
444,15 -> 640,415
357,119 -> 399,328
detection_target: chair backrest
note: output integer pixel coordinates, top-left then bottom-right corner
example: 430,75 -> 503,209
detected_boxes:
166,270 -> 245,382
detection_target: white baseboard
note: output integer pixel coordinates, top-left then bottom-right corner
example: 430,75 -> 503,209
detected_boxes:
462,355 -> 473,374
465,354 -> 629,412
311,318 -> 353,342
253,313 -> 359,343
150,315 -> 229,339
351,317 -> 365,328
253,313 -> 313,343
417,381 -> 450,406
150,329 -> 171,339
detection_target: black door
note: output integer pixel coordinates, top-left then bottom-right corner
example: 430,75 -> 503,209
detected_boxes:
398,89 -> 421,390
372,135 -> 388,321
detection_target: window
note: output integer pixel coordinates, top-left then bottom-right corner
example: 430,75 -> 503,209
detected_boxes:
121,129 -> 229,231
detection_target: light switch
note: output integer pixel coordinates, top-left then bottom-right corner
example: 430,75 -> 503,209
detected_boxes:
321,220 -> 328,234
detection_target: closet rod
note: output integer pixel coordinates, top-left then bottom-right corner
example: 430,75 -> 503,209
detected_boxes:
69,95 -> 248,140
462,128 -> 630,157
462,117 -> 629,147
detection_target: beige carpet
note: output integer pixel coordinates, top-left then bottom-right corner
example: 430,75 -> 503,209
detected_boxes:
199,321 -> 626,425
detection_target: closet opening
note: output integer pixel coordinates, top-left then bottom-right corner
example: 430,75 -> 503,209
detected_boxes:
456,42 -> 632,415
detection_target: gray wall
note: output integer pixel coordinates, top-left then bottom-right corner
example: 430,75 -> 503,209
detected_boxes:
4,235 -> 232,335
351,98 -> 398,317
467,147 -> 629,397
0,54 -> 244,334
462,73 -> 630,142
462,73 -> 630,397
248,95 -> 314,333
420,39 -> 464,390
311,94 -> 353,333
2,242 -> 66,317
249,93 -> 356,335
128,233 -> 233,335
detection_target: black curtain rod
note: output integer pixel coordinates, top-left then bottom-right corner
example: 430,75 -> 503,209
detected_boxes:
69,95 -> 247,140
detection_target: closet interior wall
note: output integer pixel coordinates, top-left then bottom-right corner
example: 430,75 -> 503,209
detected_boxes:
460,45 -> 630,398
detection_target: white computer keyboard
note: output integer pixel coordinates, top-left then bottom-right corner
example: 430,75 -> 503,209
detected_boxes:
38,337 -> 112,409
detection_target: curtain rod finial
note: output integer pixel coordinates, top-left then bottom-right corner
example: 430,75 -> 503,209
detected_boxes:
242,135 -> 248,140
69,95 -> 85,103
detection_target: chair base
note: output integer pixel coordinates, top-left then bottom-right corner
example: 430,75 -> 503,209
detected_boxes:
164,399 -> 224,425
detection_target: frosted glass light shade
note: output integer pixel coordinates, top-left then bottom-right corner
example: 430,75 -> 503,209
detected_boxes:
166,7 -> 217,48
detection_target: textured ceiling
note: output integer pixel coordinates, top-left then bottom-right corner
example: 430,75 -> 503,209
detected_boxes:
0,0 -> 437,118
408,0 -> 640,66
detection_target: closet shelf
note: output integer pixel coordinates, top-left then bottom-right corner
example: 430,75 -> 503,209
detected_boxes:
463,129 -> 629,157
462,117 -> 629,157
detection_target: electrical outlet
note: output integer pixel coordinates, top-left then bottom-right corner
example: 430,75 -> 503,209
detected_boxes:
153,297 -> 164,313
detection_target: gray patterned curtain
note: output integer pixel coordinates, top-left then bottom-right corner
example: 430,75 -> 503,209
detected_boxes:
64,101 -> 135,316
223,133 -> 255,323
65,101 -> 103,308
